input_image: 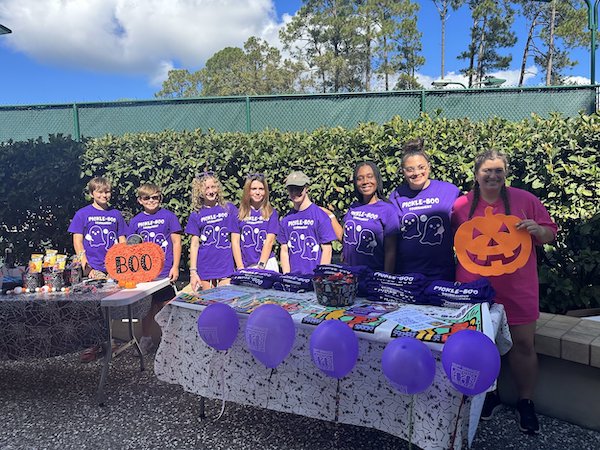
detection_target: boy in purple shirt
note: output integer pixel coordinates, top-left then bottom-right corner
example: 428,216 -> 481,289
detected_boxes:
277,171 -> 337,274
68,176 -> 127,278
68,176 -> 126,362
128,183 -> 181,354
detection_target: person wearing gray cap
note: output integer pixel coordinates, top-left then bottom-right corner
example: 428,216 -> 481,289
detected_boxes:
277,171 -> 337,274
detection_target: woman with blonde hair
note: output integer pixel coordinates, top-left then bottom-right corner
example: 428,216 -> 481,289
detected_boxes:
232,173 -> 279,271
185,172 -> 238,290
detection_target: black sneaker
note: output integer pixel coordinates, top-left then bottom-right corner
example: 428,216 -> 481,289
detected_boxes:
480,391 -> 502,420
516,399 -> 540,434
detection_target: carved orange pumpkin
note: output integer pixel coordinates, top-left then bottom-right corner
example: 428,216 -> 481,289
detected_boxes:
455,206 -> 532,276
105,242 -> 165,285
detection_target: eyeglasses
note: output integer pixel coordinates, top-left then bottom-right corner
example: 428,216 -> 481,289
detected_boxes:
196,170 -> 215,179
402,164 -> 429,174
246,172 -> 265,180
140,194 -> 161,201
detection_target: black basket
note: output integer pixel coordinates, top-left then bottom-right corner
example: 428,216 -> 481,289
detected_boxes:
313,276 -> 358,307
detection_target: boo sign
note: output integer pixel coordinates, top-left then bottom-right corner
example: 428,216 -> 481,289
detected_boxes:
105,242 -> 164,285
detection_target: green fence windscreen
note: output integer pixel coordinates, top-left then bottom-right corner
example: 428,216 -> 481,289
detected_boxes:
0,85 -> 596,142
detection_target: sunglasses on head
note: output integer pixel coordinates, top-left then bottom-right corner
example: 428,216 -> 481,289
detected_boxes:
140,194 -> 161,201
246,172 -> 265,180
196,170 -> 215,179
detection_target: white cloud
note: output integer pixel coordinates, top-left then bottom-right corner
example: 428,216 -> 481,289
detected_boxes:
564,75 -> 591,85
150,60 -> 175,88
0,0 -> 282,85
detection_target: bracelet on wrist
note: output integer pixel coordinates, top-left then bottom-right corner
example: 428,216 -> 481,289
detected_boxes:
190,268 -> 197,273
257,261 -> 265,269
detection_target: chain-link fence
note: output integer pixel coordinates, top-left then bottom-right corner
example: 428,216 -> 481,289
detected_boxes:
0,85 -> 596,143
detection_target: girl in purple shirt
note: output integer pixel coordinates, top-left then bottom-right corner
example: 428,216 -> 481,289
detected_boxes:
185,172 -> 237,291
389,139 -> 459,281
231,173 -> 280,271
342,162 -> 399,272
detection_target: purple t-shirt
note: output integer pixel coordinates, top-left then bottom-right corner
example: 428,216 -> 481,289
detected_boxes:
389,179 -> 459,281
277,203 -> 337,274
128,208 -> 182,279
185,203 -> 238,280
342,200 -> 400,271
235,208 -> 279,267
67,204 -> 127,272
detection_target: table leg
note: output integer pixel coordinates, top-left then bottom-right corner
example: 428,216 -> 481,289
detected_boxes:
127,304 -> 145,372
96,308 -> 113,406
199,396 -> 206,421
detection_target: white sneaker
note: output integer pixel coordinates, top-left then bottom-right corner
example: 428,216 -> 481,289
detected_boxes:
138,336 -> 155,356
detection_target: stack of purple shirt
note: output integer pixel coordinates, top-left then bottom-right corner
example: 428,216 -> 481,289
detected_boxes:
230,268 -> 280,289
423,278 -> 496,306
361,272 -> 429,304
271,273 -> 314,293
313,264 -> 370,278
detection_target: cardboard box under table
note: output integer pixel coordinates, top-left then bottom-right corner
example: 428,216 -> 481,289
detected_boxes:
155,285 -> 511,450
0,278 -> 170,405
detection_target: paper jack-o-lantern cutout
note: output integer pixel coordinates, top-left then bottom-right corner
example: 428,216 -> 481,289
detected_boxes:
105,242 -> 165,287
455,206 -> 532,276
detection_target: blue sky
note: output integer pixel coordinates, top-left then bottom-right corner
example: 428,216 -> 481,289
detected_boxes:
0,0 -> 592,106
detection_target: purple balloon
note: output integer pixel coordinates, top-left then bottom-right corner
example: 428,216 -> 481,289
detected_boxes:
441,329 -> 501,396
197,303 -> 239,351
381,337 -> 436,395
245,304 -> 295,369
310,320 -> 359,379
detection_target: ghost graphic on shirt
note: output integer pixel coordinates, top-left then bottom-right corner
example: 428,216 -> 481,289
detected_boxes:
140,230 -> 151,242
215,226 -> 231,249
86,225 -> 106,247
401,213 -> 421,239
301,236 -> 319,260
201,225 -> 216,246
241,225 -> 256,248
154,233 -> 168,251
288,231 -> 302,254
356,228 -> 377,255
105,230 -> 117,250
344,220 -> 358,244
255,230 -> 267,253
420,216 -> 444,246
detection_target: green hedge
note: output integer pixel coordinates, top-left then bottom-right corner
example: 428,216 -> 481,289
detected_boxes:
1,114 -> 598,313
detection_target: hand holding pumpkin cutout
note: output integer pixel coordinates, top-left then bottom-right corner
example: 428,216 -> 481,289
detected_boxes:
455,207 -> 532,276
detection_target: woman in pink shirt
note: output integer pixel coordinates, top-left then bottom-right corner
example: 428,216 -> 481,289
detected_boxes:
452,150 -> 557,435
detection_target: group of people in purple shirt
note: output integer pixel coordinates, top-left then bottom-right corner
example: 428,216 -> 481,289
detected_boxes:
68,138 -> 556,435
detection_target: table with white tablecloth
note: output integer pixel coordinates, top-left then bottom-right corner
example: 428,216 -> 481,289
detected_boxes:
155,285 -> 511,450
